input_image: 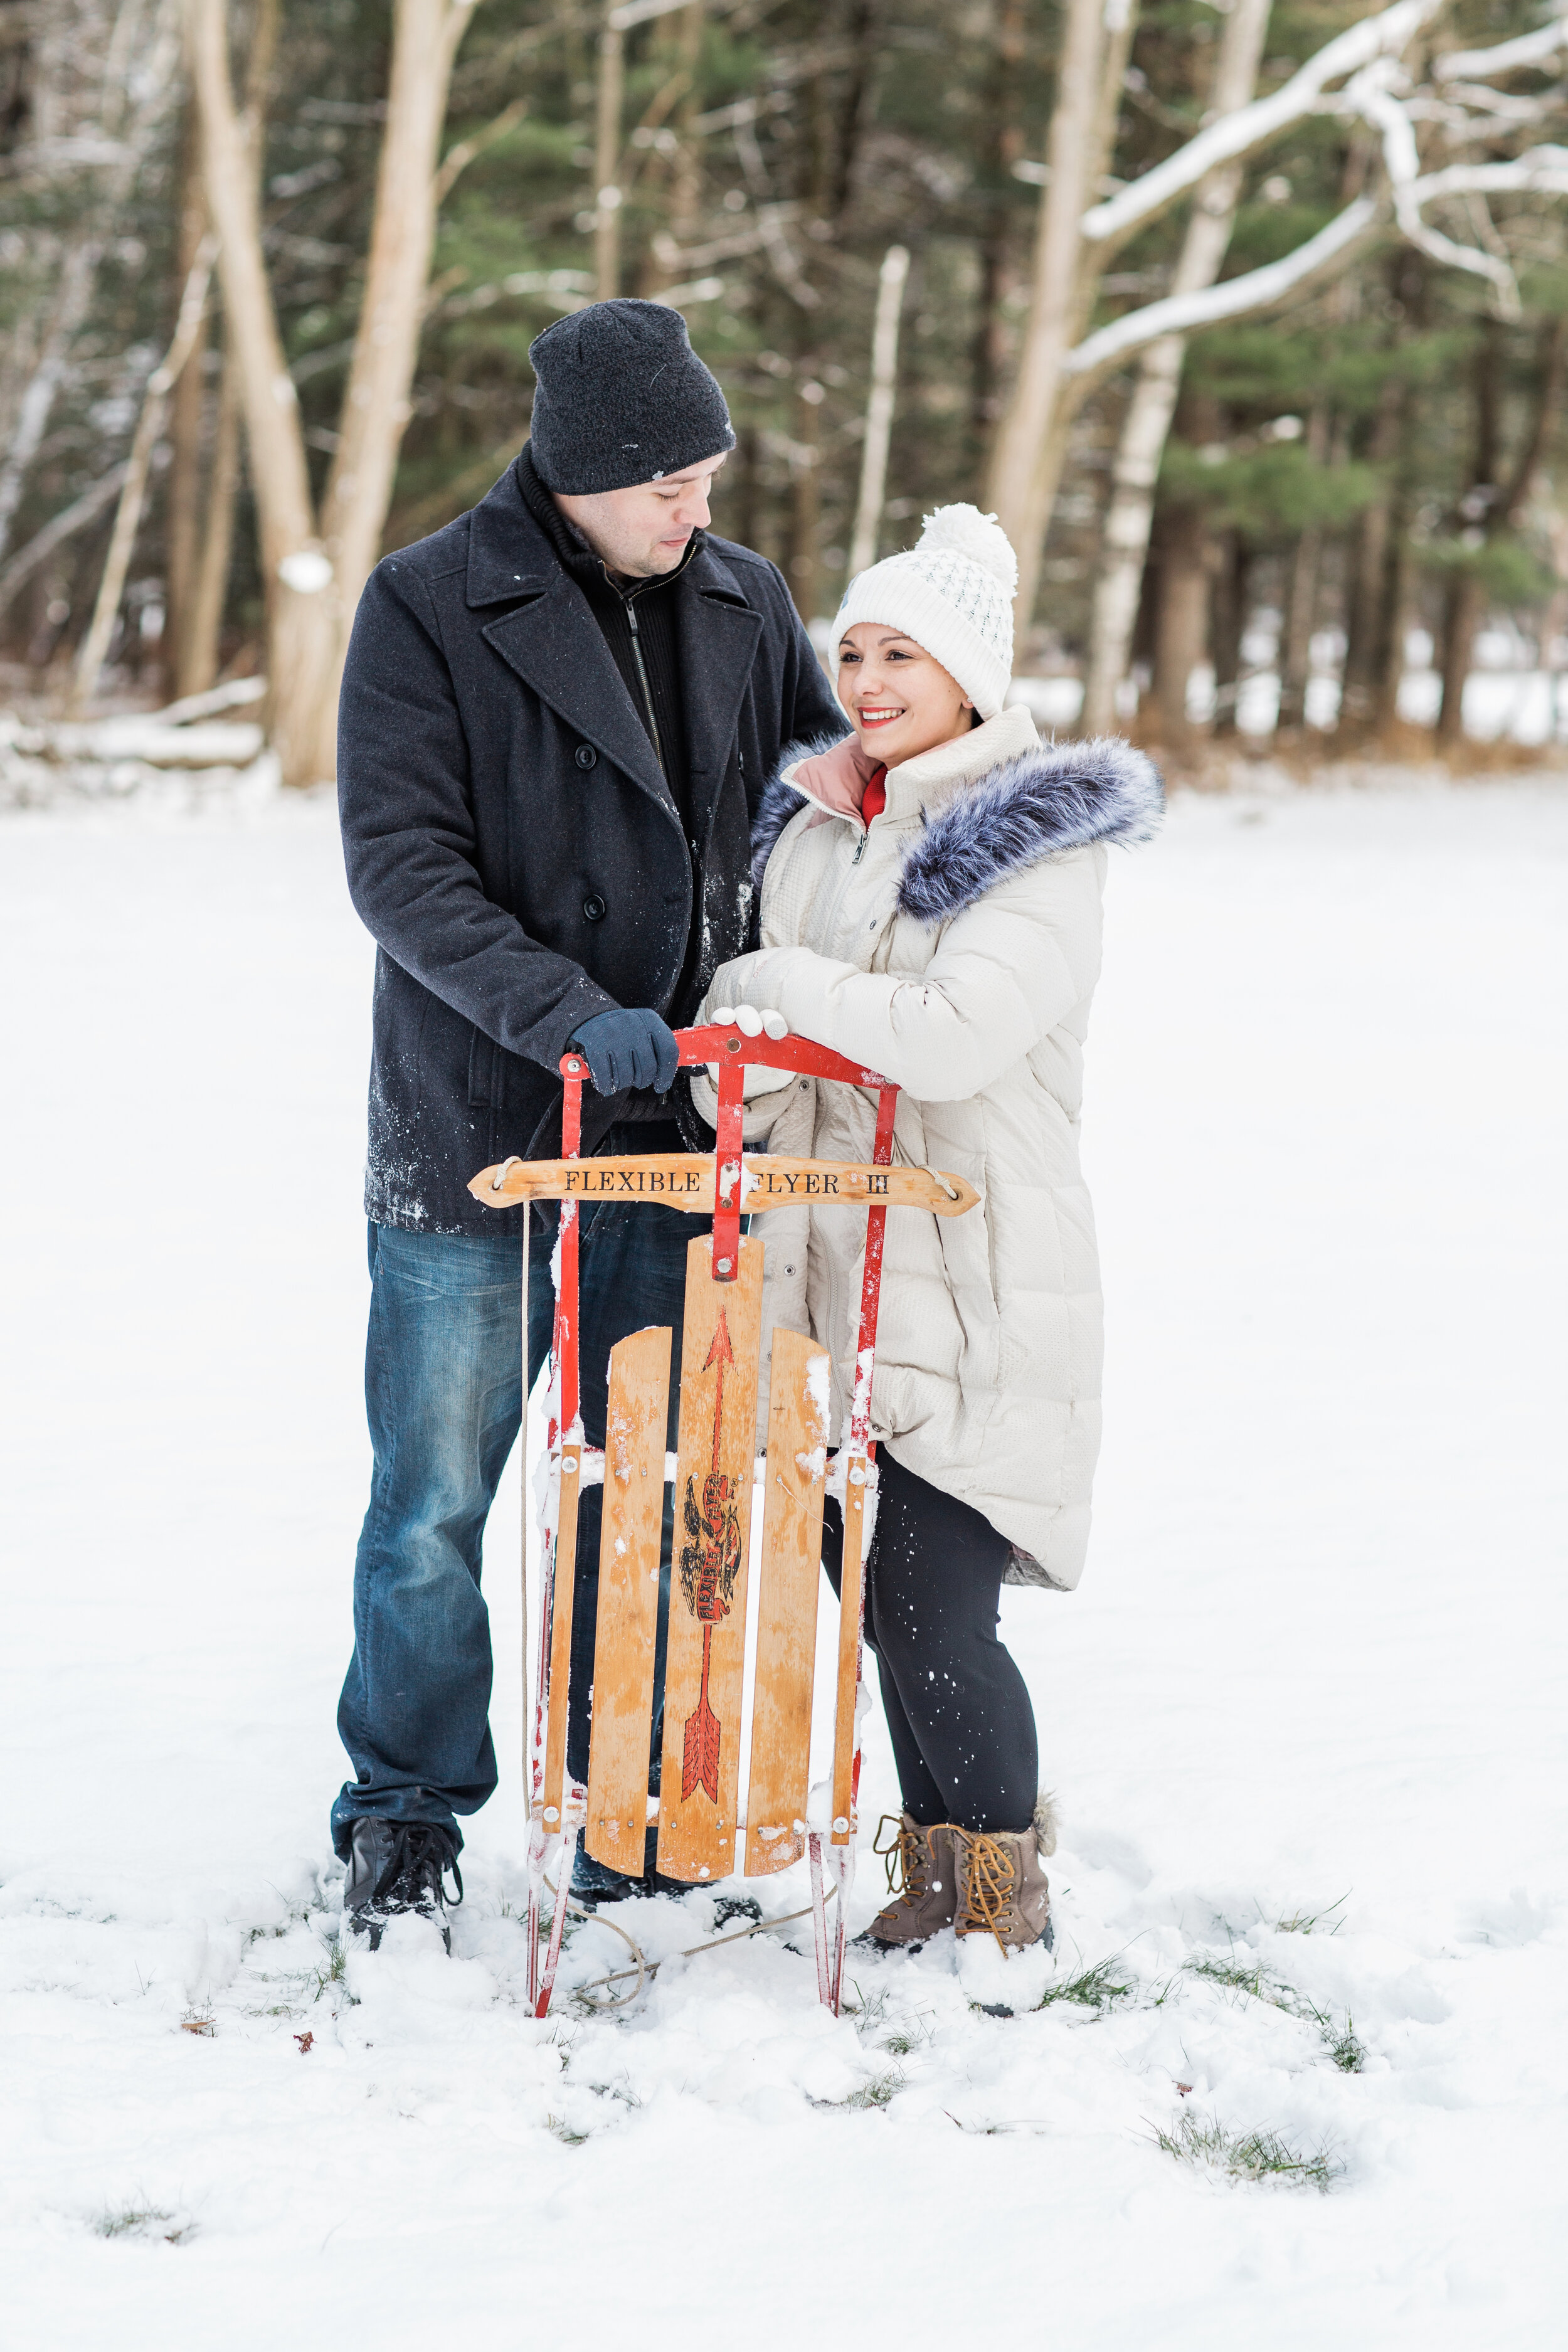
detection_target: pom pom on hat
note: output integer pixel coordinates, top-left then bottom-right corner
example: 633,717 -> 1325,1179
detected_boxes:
835,501 -> 1018,719
915,502 -> 1019,595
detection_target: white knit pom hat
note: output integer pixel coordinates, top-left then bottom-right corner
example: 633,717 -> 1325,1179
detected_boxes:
835,504 -> 1017,719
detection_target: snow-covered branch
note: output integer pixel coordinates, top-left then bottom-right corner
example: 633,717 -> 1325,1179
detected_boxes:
1434,16 -> 1568,84
1067,137 -> 1568,387
1377,55 -> 1568,315
1411,146 -> 1568,203
1348,61 -> 1522,309
1062,197 -> 1378,377
1079,0 -> 1443,249
1432,82 -> 1567,129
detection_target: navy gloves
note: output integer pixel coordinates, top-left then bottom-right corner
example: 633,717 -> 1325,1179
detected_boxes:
569,1007 -> 681,1096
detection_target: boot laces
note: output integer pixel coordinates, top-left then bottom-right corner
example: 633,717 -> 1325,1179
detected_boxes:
378,1823 -> 464,1911
958,1831 -> 1017,1951
873,1813 -> 928,1902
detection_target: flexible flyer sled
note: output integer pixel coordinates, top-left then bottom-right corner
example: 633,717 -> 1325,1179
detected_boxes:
470,1023 -> 978,2018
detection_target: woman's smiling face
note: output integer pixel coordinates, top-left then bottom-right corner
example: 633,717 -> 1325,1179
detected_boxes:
836,624 -> 975,766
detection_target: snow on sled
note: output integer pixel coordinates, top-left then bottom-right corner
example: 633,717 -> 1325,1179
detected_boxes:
470,1022 -> 979,2020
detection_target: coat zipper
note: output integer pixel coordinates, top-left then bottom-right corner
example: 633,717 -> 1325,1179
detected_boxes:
814,811 -> 872,956
623,591 -> 665,774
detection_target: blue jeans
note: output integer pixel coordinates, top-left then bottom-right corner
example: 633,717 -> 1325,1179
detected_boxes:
331,1200 -> 703,1857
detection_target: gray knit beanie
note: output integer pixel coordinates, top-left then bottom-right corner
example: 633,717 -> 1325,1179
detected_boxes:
527,300 -> 736,494
836,504 -> 1018,718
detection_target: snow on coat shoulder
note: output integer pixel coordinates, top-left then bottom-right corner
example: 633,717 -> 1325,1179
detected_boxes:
702,702 -> 1162,1593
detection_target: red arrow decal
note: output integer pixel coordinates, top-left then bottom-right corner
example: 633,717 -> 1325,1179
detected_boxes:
704,1308 -> 734,1473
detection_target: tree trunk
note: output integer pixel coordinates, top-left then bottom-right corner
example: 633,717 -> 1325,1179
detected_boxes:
830,0 -> 880,228
786,373 -> 822,622
171,0 -> 278,699
1272,402 -> 1328,733
188,0 -> 329,783
847,245 -> 908,576
1022,0 -> 1140,586
669,2 -> 704,241
0,0 -> 184,567
983,0 -> 1104,623
595,10 -> 625,300
1338,359 -> 1407,738
164,120 -> 210,690
1079,0 -> 1272,734
1149,505 -> 1209,750
182,337 -> 245,695
1350,252 -> 1427,741
1276,529 -> 1322,733
731,421 -> 761,561
1436,326 -> 1501,745
0,236 -> 101,564
314,0 -> 464,776
1437,315 -> 1566,747
1209,532 -> 1249,738
968,0 -> 1025,448
70,239 -> 216,711
188,0 -> 475,785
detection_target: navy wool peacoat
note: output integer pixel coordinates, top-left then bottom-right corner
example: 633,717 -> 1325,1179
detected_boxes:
337,457 -> 842,1235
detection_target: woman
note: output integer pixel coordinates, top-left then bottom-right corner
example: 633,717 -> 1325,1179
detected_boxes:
700,505 -> 1161,1955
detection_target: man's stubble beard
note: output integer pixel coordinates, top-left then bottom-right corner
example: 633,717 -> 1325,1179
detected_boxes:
623,532 -> 690,579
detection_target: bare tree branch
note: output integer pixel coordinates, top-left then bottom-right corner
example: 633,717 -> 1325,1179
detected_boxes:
983,0 -> 1105,610
1081,0 -> 1274,736
0,465 -> 130,621
1434,16 -> 1568,84
433,95 -> 527,203
1062,196 -> 1380,378
1079,0 -> 1443,253
1350,63 -> 1523,311
70,234 -> 218,711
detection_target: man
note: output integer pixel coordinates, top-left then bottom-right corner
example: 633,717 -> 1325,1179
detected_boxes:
332,299 -> 842,1949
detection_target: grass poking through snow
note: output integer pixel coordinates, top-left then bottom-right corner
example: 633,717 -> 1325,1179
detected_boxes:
1153,2110 -> 1343,2191
843,2070 -> 905,2110
1313,2009 -> 1367,2074
95,2204 -> 193,2243
315,1942 -> 347,1992
1185,1949 -> 1366,2072
1186,1953 -> 1278,2001
1273,1894 -> 1350,1936
1033,1956 -> 1138,2014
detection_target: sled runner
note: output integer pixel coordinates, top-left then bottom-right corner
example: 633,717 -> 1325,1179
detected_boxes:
471,1023 -> 979,2019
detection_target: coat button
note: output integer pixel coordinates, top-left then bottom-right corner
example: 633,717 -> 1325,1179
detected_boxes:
575,744 -> 597,769
583,893 -> 607,922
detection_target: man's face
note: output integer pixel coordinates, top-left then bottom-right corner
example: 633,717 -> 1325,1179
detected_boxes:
553,452 -> 728,578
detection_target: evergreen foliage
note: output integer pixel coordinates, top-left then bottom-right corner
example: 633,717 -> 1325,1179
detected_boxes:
3,0 -> 1566,745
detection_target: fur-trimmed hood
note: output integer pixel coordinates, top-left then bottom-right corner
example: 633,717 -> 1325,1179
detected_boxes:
753,726 -> 1162,921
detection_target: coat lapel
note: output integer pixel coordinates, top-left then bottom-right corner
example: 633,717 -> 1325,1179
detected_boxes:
480,586 -> 674,814
675,543 -> 764,845
466,463 -> 675,819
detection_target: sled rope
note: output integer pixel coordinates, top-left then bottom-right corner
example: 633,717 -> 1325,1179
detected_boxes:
556,1878 -> 840,2008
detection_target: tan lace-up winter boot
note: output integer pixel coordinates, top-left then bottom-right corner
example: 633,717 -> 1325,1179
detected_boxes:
861,1814 -> 959,1949
953,1794 -> 1059,1952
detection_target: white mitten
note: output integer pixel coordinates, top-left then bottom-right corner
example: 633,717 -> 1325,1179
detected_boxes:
709,1005 -> 796,1099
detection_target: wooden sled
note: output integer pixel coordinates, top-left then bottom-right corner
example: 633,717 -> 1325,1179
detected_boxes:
470,1021 -> 979,2018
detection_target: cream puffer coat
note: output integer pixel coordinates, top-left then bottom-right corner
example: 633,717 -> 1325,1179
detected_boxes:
698,702 -> 1161,1591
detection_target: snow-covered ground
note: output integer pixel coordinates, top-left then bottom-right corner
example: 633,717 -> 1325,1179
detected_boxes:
1,775 -> 1564,2348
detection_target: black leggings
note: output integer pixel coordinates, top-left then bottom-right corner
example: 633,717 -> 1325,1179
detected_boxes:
820,1449 -> 1038,1836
